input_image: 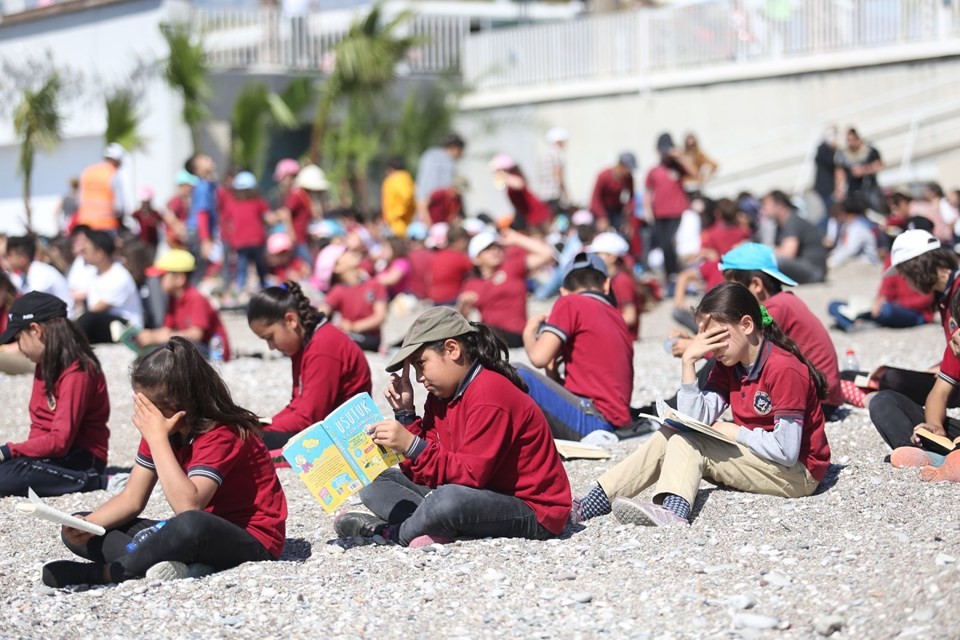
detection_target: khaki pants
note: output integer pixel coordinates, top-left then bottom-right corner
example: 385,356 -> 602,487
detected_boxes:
0,350 -> 35,376
598,428 -> 819,507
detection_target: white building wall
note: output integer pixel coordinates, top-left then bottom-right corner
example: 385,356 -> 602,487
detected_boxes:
0,0 -> 192,235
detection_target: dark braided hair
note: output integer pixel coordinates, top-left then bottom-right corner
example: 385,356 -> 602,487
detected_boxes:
247,281 -> 325,337
696,282 -> 828,400
422,321 -> 529,393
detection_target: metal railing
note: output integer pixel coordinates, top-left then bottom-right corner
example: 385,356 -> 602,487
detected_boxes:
170,6 -> 470,73
463,0 -> 960,91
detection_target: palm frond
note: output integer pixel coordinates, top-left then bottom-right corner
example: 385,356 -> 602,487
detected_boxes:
105,89 -> 148,152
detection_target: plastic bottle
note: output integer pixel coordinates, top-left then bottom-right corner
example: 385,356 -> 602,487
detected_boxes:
209,336 -> 225,362
843,348 -> 859,372
125,520 -> 167,553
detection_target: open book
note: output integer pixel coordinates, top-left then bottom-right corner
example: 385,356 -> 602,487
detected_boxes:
638,399 -> 738,445
915,427 -> 960,456
853,365 -> 889,390
282,393 -> 404,514
14,488 -> 106,536
554,440 -> 612,461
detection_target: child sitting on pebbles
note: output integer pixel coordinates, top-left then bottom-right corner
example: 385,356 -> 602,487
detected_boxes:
42,338 -> 287,587
334,308 -> 571,548
571,282 -> 831,527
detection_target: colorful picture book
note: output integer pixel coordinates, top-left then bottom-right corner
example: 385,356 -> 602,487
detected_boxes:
282,393 -> 404,514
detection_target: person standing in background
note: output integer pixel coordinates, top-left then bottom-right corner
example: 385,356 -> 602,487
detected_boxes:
539,127 -> 569,217
834,127 -> 884,210
74,144 -> 126,232
131,187 -> 161,250
813,126 -> 838,223
381,157 -> 416,237
415,133 -> 466,223
646,133 -> 697,281
57,178 -> 80,234
680,133 -> 718,195
184,153 -> 219,284
590,153 -> 636,233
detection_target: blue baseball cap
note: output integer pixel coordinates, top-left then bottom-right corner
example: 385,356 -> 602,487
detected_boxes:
718,243 -> 798,287
232,171 -> 257,190
406,221 -> 428,241
175,170 -> 198,187
561,252 -> 609,281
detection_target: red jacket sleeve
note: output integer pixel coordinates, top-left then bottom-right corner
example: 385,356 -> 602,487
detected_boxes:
268,350 -> 340,434
590,174 -> 605,218
405,403 -> 513,489
9,370 -> 90,459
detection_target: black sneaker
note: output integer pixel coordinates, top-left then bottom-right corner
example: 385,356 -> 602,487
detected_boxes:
333,512 -> 388,538
616,418 -> 659,440
42,560 -> 106,588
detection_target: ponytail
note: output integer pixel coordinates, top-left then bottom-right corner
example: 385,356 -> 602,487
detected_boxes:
247,280 -> 324,337
760,319 -> 828,401
696,282 -> 827,400
423,322 -> 529,394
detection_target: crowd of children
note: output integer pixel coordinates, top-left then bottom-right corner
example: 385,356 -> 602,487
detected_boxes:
2,139 -> 960,591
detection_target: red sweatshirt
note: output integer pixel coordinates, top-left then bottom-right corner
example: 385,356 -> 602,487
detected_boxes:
267,321 -> 372,435
402,367 -> 572,535
5,362 -> 110,463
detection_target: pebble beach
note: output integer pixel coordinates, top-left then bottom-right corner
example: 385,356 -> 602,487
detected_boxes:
2,261 -> 959,639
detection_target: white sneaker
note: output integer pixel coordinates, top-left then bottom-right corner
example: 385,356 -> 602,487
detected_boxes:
145,561 -> 215,581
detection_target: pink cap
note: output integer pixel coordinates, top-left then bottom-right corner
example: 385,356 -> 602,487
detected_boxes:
489,154 -> 516,172
311,243 -> 347,292
273,158 -> 300,181
267,232 -> 294,255
137,186 -> 154,202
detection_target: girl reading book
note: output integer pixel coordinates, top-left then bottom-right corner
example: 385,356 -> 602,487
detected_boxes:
571,282 -> 831,527
247,282 -> 372,450
0,292 -> 111,498
333,308 -> 571,548
42,338 -> 287,587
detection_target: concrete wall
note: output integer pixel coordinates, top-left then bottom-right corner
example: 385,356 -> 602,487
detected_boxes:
455,55 -> 960,217
0,0 -> 191,235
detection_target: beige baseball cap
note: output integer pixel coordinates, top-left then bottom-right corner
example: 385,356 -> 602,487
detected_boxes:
386,307 -> 476,372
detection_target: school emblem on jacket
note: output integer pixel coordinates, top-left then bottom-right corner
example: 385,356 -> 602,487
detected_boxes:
753,391 -> 771,415
950,317 -> 958,336
492,270 -> 507,286
364,290 -> 375,303
47,394 -> 57,411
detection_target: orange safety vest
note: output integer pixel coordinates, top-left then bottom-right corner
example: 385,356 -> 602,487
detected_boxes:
76,161 -> 119,230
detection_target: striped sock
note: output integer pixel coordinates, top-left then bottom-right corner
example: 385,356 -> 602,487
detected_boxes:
579,485 -> 612,520
661,494 -> 690,520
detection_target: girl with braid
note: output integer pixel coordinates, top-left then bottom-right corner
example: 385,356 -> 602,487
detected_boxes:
571,282 -> 831,527
247,282 -> 372,450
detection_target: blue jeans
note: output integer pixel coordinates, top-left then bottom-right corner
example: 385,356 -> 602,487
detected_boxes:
828,300 -> 927,332
235,246 -> 268,290
515,363 -> 613,441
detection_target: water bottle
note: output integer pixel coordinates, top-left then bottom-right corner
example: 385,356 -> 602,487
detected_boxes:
209,335 -> 225,362
843,348 -> 859,372
125,520 -> 167,553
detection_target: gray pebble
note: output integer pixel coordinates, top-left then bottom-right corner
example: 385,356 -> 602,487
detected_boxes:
729,593 -> 757,610
732,613 -> 780,629
935,553 -> 956,565
570,592 -> 593,604
813,615 -> 845,636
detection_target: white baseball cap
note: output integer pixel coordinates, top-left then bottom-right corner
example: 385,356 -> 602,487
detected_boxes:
104,143 -> 126,162
884,229 -> 941,276
546,127 -> 569,143
570,209 -> 594,226
587,231 -> 629,257
468,231 -> 499,261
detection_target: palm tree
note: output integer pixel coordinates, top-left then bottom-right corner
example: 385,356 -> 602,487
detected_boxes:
14,74 -> 63,233
230,80 -> 302,177
308,3 -> 422,164
160,22 -> 210,152
105,88 -> 147,152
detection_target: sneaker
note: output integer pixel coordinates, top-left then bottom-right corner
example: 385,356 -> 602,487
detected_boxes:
407,534 -> 454,549
106,472 -> 130,492
145,561 -> 216,581
890,446 -> 934,469
568,497 -> 584,526
612,497 -> 688,527
41,560 -> 106,588
333,511 -> 388,539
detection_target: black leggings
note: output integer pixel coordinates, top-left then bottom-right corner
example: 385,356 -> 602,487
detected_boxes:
869,390 -> 960,450
346,331 -> 381,353
64,510 -> 274,582
359,468 -> 554,547
76,312 -> 127,344
0,449 -> 105,497
262,430 -> 295,450
875,367 -> 960,408
490,327 -> 524,349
